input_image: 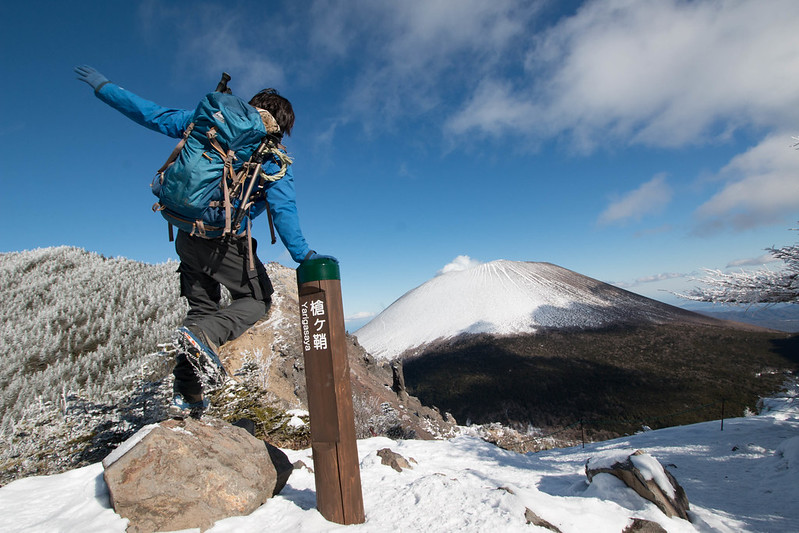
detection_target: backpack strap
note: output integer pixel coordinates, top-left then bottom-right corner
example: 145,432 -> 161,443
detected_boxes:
157,123 -> 196,175
194,220 -> 207,237
152,124 -> 197,226
265,197 -> 277,245
246,218 -> 256,272
222,168 -> 232,235
206,127 -> 240,236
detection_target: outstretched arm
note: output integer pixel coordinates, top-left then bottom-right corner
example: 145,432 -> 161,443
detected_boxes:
75,65 -> 193,138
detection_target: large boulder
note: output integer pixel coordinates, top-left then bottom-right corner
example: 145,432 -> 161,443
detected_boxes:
586,449 -> 690,520
102,417 -> 291,533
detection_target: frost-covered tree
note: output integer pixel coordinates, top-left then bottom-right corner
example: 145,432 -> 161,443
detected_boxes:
684,137 -> 799,305
0,247 -> 187,484
682,233 -> 798,304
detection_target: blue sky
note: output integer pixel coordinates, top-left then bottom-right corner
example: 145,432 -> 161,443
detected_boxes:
2,0 -> 798,329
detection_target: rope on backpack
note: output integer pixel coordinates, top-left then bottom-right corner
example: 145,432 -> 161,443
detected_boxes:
257,145 -> 293,182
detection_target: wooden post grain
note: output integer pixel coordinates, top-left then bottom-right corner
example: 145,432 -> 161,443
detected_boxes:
297,258 -> 365,525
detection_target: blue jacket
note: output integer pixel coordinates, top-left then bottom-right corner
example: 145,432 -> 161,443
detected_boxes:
95,83 -> 312,263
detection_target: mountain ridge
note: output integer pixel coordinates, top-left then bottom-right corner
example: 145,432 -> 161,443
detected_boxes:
356,259 -> 760,360
0,246 -> 455,486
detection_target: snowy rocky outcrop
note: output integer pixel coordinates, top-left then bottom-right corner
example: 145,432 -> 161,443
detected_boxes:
216,262 -> 457,441
586,449 -> 690,521
355,260 -> 729,360
0,249 -> 455,487
102,417 -> 292,533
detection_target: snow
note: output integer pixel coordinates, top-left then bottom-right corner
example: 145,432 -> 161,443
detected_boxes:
586,450 -> 677,499
355,260 -> 689,360
286,409 -> 309,428
2,389 -> 798,532
630,453 -> 676,499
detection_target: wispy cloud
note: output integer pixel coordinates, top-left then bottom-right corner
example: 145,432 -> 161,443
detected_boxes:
445,80 -> 540,139
142,1 -> 799,152
726,253 -> 781,268
635,272 -> 686,284
328,0 -> 536,129
138,1 -> 285,96
694,132 -> 799,233
613,271 -> 687,288
598,174 -> 672,226
345,311 -> 375,322
447,0 -> 799,150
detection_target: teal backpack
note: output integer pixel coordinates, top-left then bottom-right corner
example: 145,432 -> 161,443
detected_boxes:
151,77 -> 290,249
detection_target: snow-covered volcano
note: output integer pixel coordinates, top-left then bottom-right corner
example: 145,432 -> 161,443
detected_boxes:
355,260 -> 719,360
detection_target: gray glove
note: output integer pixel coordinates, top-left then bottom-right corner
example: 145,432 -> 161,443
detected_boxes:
74,65 -> 109,90
306,252 -> 339,264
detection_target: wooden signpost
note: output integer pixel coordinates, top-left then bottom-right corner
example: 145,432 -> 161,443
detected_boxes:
296,257 -> 365,525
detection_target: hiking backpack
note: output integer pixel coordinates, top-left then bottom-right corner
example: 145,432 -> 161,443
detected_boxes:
151,78 -> 291,260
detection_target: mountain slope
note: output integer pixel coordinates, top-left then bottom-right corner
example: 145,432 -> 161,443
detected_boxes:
0,247 -> 454,486
356,260 -> 733,360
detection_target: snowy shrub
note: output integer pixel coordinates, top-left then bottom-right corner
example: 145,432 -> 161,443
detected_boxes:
351,395 -> 415,439
0,247 -> 186,483
206,379 -> 311,448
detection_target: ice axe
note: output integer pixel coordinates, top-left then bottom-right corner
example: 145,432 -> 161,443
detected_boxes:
215,72 -> 232,93
229,133 -> 283,245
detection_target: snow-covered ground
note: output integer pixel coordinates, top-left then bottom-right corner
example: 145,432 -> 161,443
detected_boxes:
2,387 -> 797,532
355,260 -> 708,360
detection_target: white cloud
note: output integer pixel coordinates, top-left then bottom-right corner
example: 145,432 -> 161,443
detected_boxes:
438,255 -> 483,275
138,2 -> 285,96
695,133 -> 799,232
598,174 -> 672,225
727,253 -> 781,268
613,271 -> 687,289
447,0 -> 799,151
310,0 -> 537,128
146,1 -> 799,151
345,311 -> 375,322
634,272 -> 686,284
445,80 -> 540,138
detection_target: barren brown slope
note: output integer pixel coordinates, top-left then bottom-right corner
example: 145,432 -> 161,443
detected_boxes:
403,322 -> 798,447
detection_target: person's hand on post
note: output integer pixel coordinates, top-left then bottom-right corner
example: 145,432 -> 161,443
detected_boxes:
305,252 -> 339,264
74,65 -> 109,90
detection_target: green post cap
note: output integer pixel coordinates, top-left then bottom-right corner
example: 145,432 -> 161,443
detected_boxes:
297,257 -> 341,284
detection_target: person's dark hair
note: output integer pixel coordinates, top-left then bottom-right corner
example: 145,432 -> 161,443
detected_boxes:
249,88 -> 295,137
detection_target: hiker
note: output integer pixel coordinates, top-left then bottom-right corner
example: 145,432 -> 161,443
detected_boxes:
75,65 -> 335,418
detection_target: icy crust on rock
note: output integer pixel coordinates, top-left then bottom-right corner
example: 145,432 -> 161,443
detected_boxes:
587,450 -> 676,499
355,260 -> 698,360
101,424 -> 158,468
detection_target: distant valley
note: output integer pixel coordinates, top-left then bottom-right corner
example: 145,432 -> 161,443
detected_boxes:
356,261 -> 798,443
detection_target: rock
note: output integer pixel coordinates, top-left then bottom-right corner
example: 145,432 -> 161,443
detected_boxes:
265,440 -> 294,496
376,448 -> 413,472
218,262 -> 458,441
232,417 -> 257,436
623,518 -> 668,533
585,449 -> 690,520
102,417 -> 291,533
524,507 -> 562,532
293,459 -> 313,472
232,417 -> 293,495
391,361 -> 409,401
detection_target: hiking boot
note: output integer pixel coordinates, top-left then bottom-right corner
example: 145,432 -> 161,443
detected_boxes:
174,326 -> 227,386
169,393 -> 209,420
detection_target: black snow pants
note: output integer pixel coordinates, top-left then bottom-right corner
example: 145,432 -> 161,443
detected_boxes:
172,230 -> 273,401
